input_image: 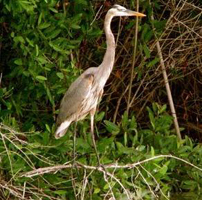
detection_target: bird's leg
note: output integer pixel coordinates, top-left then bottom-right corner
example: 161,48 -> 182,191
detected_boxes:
73,121 -> 77,166
90,109 -> 101,166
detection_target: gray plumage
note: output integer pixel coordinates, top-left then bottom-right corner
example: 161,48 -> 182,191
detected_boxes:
55,5 -> 146,140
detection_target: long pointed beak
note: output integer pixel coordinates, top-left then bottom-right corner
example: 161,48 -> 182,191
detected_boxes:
127,10 -> 146,17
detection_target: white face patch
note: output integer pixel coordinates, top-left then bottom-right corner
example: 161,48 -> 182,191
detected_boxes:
113,4 -> 127,11
108,5 -> 131,17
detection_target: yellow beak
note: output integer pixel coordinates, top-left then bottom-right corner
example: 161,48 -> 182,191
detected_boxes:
127,10 -> 146,17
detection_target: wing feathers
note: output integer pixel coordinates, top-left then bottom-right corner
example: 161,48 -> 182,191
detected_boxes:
55,120 -> 71,139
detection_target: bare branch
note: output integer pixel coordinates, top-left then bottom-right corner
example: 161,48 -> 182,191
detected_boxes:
21,154 -> 202,178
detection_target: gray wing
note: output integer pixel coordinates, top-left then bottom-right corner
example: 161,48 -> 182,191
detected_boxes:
56,72 -> 94,125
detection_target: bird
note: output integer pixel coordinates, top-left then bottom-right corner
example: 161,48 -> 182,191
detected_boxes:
55,4 -> 146,164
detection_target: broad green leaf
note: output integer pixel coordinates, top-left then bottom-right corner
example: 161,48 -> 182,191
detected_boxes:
38,22 -> 51,29
94,188 -> 100,194
37,56 -> 48,64
95,111 -> 105,121
97,137 -> 114,153
14,59 -> 23,65
159,165 -> 168,176
104,120 -> 120,134
56,72 -> 64,79
71,24 -> 80,29
49,41 -> 70,54
48,29 -> 61,39
36,75 -> 47,81
159,104 -> 167,114
14,36 -> 25,44
103,181 -> 116,190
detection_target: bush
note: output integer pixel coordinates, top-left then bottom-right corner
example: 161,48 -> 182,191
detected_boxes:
0,0 -> 202,199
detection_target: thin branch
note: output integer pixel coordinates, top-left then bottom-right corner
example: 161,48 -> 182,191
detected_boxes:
127,0 -> 140,113
150,3 -> 182,140
135,166 -> 157,198
139,164 -> 169,200
21,154 -> 202,178
0,181 -> 29,200
0,73 -> 2,87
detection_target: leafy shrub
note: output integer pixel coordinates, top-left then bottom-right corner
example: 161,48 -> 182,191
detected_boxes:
0,0 -> 101,132
1,103 -> 202,199
0,0 -> 202,199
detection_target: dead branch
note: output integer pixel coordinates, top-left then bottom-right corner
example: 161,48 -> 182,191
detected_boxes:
21,154 -> 202,178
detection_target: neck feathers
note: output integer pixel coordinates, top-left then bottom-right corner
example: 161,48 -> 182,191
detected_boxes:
98,13 -> 116,83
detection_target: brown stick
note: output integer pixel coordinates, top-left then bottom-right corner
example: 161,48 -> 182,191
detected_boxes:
21,154 -> 202,178
150,4 -> 182,140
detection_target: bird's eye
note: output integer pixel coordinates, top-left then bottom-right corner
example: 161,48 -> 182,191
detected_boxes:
118,8 -> 126,12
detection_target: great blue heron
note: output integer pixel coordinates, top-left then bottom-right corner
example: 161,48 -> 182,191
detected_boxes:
55,4 -> 145,164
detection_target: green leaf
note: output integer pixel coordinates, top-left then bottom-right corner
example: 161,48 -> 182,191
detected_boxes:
14,59 -> 23,65
48,29 -> 61,39
122,111 -> 128,131
159,104 -> 167,114
95,111 -> 105,121
38,22 -> 51,29
97,137 -> 114,153
49,41 -> 70,54
49,7 -> 58,13
147,57 -> 160,68
159,165 -> 168,176
71,24 -> 80,29
38,12 -> 42,25
45,124 -> 51,132
56,72 -> 64,79
26,37 -> 34,47
37,56 -> 48,64
94,188 -> 100,194
36,75 -> 47,81
45,85 -> 54,105
130,116 -> 137,130
53,190 -> 67,195
147,107 -> 155,129
103,181 -> 116,190
14,36 -> 25,44
35,44 -> 39,56
151,146 -> 155,157
104,120 -> 120,134
143,43 -> 150,58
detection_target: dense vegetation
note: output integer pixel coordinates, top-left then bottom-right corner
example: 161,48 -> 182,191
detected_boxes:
0,0 -> 202,199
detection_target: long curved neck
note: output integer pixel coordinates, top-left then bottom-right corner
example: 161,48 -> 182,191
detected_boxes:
98,13 -> 115,82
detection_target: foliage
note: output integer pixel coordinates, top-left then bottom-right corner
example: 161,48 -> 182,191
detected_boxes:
0,103 -> 202,199
0,0 -> 100,132
0,0 -> 202,199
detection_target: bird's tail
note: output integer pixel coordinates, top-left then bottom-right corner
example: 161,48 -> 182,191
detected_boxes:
55,120 -> 71,139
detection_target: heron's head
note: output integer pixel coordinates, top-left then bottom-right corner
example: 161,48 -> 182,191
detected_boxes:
108,4 -> 146,17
